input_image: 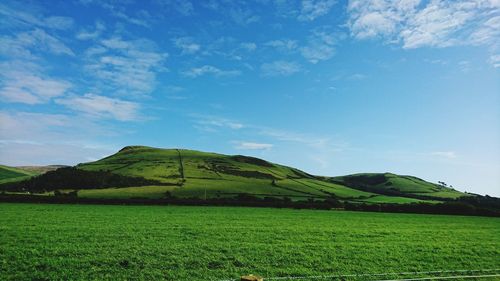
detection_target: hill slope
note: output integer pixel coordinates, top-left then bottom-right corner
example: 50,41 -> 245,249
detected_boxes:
0,165 -> 37,184
76,146 -> 375,201
0,146 -> 469,204
329,173 -> 466,200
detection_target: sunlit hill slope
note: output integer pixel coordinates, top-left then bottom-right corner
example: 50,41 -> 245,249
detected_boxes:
0,146 -> 468,204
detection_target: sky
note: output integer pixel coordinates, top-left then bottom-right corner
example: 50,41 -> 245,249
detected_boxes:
0,0 -> 499,196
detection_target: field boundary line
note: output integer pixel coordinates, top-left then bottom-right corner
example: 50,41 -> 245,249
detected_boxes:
219,269 -> 500,281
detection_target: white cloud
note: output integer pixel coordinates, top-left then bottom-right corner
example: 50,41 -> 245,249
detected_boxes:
29,29 -> 75,56
79,0 -> 150,27
0,28 -> 74,57
56,93 -> 140,121
165,85 -> 185,93
400,2 -> 476,49
240,42 -> 257,51
301,30 -> 338,63
192,115 -> 244,132
84,37 -> 167,97
174,1 -> 194,16
182,65 -> 241,78
77,21 -> 105,41
159,0 -> 194,16
261,60 -> 301,76
229,7 -> 260,25
489,54 -> 500,68
0,3 -> 74,30
0,111 -> 72,144
265,39 -> 298,52
469,15 -> 500,45
298,0 -> 337,21
0,111 -> 120,166
257,127 -> 332,149
173,37 -> 201,54
0,66 -> 72,104
0,141 -> 116,166
347,0 -> 500,50
43,16 -> 74,30
234,142 -> 273,150
347,73 -> 367,80
430,151 -> 458,159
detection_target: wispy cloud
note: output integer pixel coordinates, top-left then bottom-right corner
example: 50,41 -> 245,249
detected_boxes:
0,140 -> 116,166
0,62 -> 72,104
347,0 -> 500,50
469,15 -> 500,45
240,42 -> 257,51
173,37 -> 201,55
257,127 -> 333,149
489,54 -> 500,68
229,7 -> 260,25
0,3 -> 74,30
84,37 -> 167,97
79,0 -> 151,27
234,141 -> 273,150
261,60 -> 301,76
0,28 -> 74,57
160,0 -> 194,16
182,65 -> 241,78
203,1 -> 259,25
76,21 -> 105,41
0,74 -> 71,104
192,115 -> 244,132
430,151 -> 458,159
301,29 -> 338,63
264,39 -> 298,53
56,93 -> 140,121
0,111 -> 71,143
298,0 -> 337,21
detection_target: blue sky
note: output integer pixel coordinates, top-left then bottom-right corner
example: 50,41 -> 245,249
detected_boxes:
0,0 -> 499,196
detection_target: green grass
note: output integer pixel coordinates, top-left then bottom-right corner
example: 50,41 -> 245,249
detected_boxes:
357,195 -> 438,204
0,165 -> 36,184
77,185 -> 179,199
1,203 -> 499,281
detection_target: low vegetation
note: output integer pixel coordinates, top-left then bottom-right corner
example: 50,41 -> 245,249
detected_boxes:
0,203 -> 498,280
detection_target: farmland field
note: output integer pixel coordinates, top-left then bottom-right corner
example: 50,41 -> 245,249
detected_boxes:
0,203 -> 499,281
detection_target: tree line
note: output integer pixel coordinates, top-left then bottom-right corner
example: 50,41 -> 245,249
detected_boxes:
1,191 -> 498,217
0,167 -> 171,192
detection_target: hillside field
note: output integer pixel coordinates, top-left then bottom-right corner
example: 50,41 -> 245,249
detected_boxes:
0,146 -> 470,207
1,203 -> 499,281
0,165 -> 37,184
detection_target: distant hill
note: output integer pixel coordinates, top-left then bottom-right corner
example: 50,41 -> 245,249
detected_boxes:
16,165 -> 69,174
329,173 -> 465,200
0,165 -> 69,185
0,165 -> 37,184
0,146 -> 470,206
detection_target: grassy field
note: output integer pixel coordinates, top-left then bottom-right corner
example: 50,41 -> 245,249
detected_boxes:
1,203 -> 499,281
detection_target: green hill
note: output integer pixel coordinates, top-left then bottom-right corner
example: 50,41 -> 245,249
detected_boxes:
15,165 -> 68,174
329,173 -> 466,200
75,146 -> 375,201
0,146 -> 469,204
0,165 -> 37,184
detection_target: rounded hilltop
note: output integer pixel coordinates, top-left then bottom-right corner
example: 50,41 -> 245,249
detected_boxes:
118,145 -> 156,152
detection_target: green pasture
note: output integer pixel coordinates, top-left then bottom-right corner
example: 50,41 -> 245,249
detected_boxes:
1,203 -> 498,281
